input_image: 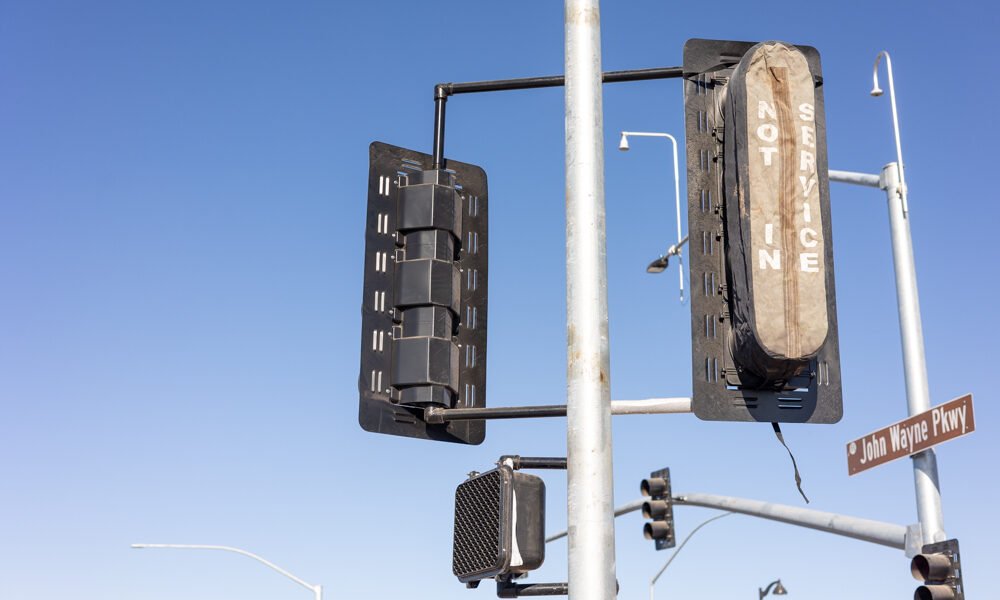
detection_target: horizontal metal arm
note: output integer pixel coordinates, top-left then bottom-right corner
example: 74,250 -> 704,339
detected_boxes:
438,66 -> 683,96
676,493 -> 908,550
497,581 -> 570,598
425,404 -> 566,422
546,493 -> 910,551
829,169 -> 882,189
610,397 -> 691,415
500,455 -> 568,470
432,66 -> 683,168
425,397 -> 692,423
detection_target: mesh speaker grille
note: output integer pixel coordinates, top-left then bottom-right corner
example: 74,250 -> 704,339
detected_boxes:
452,469 -> 504,579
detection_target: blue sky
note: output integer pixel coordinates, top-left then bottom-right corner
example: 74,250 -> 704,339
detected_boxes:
1,1 -> 997,599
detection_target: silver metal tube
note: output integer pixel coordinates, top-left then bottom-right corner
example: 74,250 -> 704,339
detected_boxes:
610,397 -> 692,415
881,162 -> 945,544
564,1 -> 616,598
670,135 -> 683,302
619,131 -> 686,301
829,169 -> 881,188
873,51 -> 909,215
675,493 -> 908,549
546,493 -> 910,551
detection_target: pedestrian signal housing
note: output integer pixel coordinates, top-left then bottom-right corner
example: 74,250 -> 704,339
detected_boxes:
452,466 -> 545,584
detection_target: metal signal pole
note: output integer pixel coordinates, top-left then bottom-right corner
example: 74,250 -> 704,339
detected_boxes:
564,1 -> 617,598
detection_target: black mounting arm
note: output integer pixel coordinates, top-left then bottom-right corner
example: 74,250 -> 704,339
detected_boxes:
425,404 -> 568,424
496,579 -> 569,598
431,66 -> 683,169
498,455 -> 567,470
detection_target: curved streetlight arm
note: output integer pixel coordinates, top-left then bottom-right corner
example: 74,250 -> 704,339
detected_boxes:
131,543 -> 321,600
759,579 -> 783,599
649,512 -> 734,600
620,131 -> 686,302
872,51 -> 909,216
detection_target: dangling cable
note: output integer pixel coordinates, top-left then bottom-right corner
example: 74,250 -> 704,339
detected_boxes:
772,422 -> 809,503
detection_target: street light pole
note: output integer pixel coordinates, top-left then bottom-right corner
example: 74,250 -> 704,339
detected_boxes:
871,51 -> 909,216
879,162 -> 945,545
564,1 -> 617,599
619,131 -> 686,301
648,512 -> 733,600
870,51 -> 944,546
828,165 -> 945,546
131,543 -> 322,600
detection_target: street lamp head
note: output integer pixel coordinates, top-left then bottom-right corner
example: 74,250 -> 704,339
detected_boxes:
618,133 -> 629,151
646,255 -> 668,273
871,50 -> 890,98
773,580 -> 787,595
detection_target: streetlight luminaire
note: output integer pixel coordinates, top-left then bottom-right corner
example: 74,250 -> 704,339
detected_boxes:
618,130 -> 686,301
759,578 -> 788,599
871,50 -> 908,215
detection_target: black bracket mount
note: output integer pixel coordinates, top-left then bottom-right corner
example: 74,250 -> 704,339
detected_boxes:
431,66 -> 683,169
496,578 -> 569,598
498,455 -> 567,471
425,404 -> 568,423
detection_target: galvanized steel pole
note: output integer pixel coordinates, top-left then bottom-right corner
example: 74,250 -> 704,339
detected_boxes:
827,167 -> 945,545
880,162 -> 945,544
564,1 -> 617,598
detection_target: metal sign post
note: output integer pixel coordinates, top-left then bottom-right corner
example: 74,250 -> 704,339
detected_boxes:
829,165 -> 946,545
564,1 -> 617,598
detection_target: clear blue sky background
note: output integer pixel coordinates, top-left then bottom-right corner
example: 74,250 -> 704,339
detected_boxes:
1,1 -> 997,599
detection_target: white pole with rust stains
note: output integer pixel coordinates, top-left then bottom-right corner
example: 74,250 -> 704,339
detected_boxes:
564,0 -> 617,598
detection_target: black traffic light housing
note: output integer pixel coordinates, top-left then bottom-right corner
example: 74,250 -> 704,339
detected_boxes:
640,468 -> 675,550
682,39 -> 842,424
911,539 -> 964,600
359,142 -> 488,444
452,465 -> 546,585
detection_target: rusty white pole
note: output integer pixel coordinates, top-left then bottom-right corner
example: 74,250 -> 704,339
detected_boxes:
564,0 -> 617,598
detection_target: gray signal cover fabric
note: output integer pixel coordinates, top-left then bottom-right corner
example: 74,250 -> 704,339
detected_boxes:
722,41 -> 830,385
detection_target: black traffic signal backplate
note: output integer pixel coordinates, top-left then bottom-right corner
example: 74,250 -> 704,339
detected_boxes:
683,39 -> 842,424
358,142 -> 488,444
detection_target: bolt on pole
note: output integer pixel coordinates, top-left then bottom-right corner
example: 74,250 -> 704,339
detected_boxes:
880,162 -> 945,544
564,0 -> 617,599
